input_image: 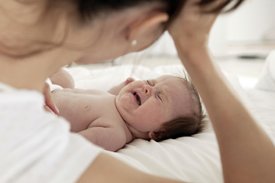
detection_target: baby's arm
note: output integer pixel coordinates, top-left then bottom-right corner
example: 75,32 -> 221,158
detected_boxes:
78,126 -> 127,152
50,68 -> 75,89
108,77 -> 134,95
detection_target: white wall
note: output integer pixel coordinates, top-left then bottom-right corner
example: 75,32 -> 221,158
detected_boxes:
146,0 -> 275,57
226,0 -> 275,42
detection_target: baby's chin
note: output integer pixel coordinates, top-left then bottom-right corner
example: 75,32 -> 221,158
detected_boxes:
115,95 -> 138,119
116,92 -> 134,107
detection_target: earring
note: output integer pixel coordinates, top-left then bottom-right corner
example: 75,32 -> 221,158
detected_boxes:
131,40 -> 138,46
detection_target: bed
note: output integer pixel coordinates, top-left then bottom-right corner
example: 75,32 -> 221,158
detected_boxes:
67,51 -> 275,183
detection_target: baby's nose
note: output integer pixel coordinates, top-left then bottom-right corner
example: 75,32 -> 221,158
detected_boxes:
143,84 -> 152,95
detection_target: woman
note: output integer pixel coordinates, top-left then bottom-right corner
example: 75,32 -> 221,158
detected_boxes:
2,0 -> 272,183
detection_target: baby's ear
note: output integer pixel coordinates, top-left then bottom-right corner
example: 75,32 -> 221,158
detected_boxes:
149,130 -> 166,141
125,77 -> 135,84
148,131 -> 156,140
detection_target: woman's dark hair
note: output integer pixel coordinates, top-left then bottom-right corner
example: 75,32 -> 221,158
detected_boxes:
76,0 -> 245,24
76,0 -> 183,24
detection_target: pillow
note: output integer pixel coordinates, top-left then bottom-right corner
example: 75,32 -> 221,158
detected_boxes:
111,132 -> 222,182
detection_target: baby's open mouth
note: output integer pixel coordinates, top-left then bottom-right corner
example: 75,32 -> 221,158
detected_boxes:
133,92 -> 141,105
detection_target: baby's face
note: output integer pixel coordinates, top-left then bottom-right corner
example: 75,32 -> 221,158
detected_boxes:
115,75 -> 193,134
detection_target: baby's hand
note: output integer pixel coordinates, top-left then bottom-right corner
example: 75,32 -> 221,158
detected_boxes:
43,82 -> 59,115
108,77 -> 135,95
125,77 -> 134,84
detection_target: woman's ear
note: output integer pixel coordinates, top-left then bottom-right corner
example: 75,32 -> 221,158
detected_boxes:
127,12 -> 169,46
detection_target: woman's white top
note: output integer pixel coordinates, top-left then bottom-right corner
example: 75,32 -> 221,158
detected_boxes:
0,83 -> 101,183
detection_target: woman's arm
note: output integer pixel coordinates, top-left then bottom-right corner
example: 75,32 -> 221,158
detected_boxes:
77,153 -> 183,183
178,48 -> 275,183
169,1 -> 275,183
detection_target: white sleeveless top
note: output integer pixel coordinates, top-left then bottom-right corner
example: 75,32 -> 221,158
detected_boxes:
0,83 -> 101,183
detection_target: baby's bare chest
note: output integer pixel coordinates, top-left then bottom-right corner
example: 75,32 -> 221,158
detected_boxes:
53,91 -> 122,132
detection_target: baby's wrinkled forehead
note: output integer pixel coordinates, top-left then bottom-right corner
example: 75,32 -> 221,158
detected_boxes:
164,76 -> 195,114
153,74 -> 183,82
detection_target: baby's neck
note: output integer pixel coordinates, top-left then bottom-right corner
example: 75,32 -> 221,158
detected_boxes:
125,124 -> 150,140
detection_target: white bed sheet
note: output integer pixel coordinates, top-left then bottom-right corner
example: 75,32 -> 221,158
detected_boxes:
67,57 -> 275,183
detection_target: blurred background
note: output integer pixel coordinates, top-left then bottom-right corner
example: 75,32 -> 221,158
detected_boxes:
149,0 -> 275,57
83,0 -> 275,79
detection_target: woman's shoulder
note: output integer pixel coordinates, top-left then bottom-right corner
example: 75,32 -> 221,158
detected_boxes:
0,0 -> 48,23
0,88 -> 44,108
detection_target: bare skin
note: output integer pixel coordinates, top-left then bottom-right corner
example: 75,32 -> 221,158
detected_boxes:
3,0 -> 274,183
52,88 -> 134,151
169,0 -> 275,183
0,1 -> 183,183
50,68 -> 75,89
51,75 -> 193,151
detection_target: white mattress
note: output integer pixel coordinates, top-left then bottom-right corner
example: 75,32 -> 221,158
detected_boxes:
67,54 -> 275,183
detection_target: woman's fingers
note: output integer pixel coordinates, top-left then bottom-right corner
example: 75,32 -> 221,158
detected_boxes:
168,0 -> 220,53
43,82 -> 59,115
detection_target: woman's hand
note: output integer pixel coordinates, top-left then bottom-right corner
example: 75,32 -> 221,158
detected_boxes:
43,82 -> 59,115
168,0 -> 221,57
